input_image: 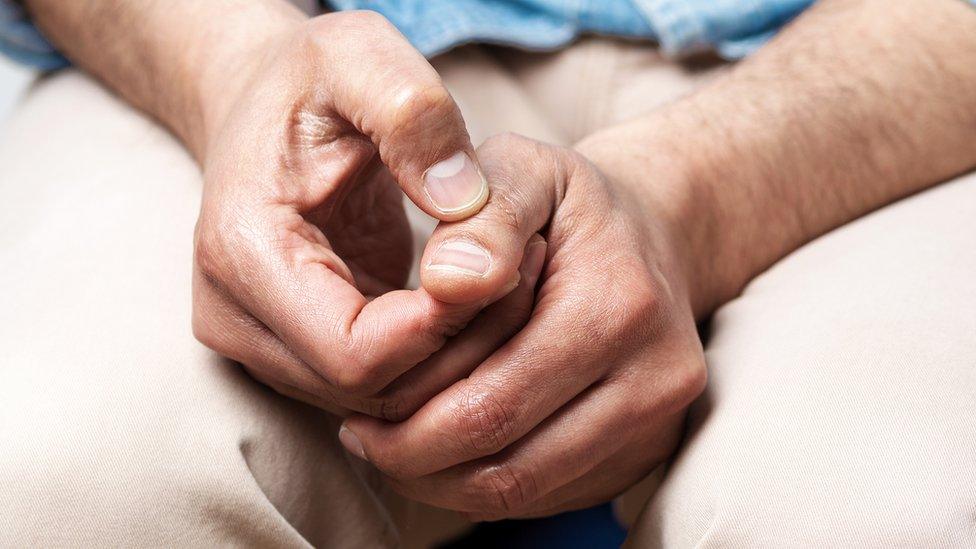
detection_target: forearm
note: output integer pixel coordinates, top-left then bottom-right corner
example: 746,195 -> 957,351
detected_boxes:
580,0 -> 976,318
22,0 -> 304,159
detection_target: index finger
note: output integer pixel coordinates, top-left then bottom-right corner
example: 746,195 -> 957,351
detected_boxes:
263,243 -> 487,396
339,286 -> 610,478
198,194 -> 488,397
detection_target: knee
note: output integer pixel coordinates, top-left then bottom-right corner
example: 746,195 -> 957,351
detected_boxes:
626,389 -> 976,547
0,356 -> 372,547
0,393 -> 294,545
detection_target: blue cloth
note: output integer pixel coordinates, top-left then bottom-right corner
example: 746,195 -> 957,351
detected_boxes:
440,502 -> 626,549
1,0 -> 816,70
3,0 -> 976,70
0,1 -> 68,69
327,0 -> 813,58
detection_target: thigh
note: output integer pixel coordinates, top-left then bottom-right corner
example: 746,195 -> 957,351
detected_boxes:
494,38 -> 727,142
628,173 -> 976,547
0,72 -> 394,548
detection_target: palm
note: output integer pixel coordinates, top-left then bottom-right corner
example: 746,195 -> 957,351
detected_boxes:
317,161 -> 413,297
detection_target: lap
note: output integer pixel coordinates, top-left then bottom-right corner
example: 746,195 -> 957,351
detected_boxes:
0,49 -> 565,547
0,71 -> 393,548
516,39 -> 976,546
630,172 -> 976,547
6,39 -> 971,548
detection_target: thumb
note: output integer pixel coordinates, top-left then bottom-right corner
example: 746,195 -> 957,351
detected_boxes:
322,12 -> 488,222
420,133 -> 566,304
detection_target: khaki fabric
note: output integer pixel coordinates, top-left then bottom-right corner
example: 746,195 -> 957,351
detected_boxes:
629,171 -> 976,547
1,38 -> 974,548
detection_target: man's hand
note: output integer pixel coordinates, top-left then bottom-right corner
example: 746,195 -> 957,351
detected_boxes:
191,11 -> 555,415
338,0 -> 976,518
23,1 -> 543,415
339,134 -> 708,519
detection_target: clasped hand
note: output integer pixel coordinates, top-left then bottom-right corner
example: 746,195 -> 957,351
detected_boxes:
192,11 -> 706,520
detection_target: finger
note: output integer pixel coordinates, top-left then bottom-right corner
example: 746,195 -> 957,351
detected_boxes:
468,459 -> 650,523
464,418 -> 683,522
467,430 -> 675,522
341,137 -> 604,475
465,362 -> 701,521
362,234 -> 548,421
198,199 -> 495,396
192,270 -> 346,414
340,287 -> 617,478
209,15 -> 505,391
313,12 -> 488,222
196,269 -> 462,419
386,375 -> 686,520
420,133 -> 568,304
241,364 -> 339,413
382,382 -> 627,514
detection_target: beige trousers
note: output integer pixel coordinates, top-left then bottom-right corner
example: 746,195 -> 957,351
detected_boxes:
1,39 -> 974,548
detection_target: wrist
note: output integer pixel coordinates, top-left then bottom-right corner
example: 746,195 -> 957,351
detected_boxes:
576,118 -> 738,319
170,2 -> 306,161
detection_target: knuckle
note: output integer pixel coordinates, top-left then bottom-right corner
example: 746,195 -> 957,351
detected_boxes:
673,359 -> 708,411
194,207 -> 258,288
377,395 -> 407,422
360,394 -> 408,422
606,276 -> 665,339
193,221 -> 227,285
332,357 -> 381,396
451,388 -> 517,455
486,187 -> 526,235
332,336 -> 399,396
632,355 -> 708,420
387,82 -> 457,140
471,462 -> 539,515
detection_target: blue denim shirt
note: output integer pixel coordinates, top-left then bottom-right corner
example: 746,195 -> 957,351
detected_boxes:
0,0 -> 810,70
2,0 -> 974,70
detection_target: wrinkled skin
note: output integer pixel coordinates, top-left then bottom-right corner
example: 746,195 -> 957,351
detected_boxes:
191,12 -> 538,417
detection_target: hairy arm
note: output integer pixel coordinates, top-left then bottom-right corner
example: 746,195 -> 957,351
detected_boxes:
21,0 -> 303,159
579,0 -> 976,317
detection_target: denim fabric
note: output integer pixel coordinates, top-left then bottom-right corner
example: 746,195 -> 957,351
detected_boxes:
0,1 -> 68,69
2,0 -> 976,69
327,0 -> 812,58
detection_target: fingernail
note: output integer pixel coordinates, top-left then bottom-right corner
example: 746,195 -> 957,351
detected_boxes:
424,152 -> 488,214
428,241 -> 491,277
338,425 -> 367,460
521,237 -> 548,287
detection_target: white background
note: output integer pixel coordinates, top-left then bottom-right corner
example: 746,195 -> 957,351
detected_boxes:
0,56 -> 34,123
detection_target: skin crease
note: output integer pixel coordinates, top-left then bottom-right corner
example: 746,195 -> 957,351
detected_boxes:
24,0 -> 976,523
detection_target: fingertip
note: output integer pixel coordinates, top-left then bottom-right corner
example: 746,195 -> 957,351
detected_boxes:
341,416 -> 412,478
338,423 -> 368,461
421,268 -> 515,305
421,239 -> 517,304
